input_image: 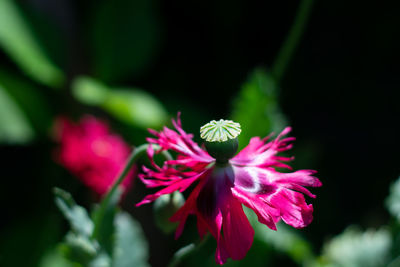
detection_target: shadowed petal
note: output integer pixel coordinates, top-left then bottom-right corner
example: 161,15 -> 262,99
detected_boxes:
222,198 -> 254,261
170,180 -> 205,239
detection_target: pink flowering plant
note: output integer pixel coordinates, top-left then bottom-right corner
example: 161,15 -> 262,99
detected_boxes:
137,115 -> 322,264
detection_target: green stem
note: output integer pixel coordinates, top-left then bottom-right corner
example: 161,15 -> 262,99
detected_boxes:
272,0 -> 314,83
91,143 -> 172,240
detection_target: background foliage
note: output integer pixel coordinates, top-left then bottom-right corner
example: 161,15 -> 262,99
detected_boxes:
0,0 -> 399,266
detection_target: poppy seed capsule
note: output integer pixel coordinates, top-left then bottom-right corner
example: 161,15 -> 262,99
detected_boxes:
200,119 -> 241,163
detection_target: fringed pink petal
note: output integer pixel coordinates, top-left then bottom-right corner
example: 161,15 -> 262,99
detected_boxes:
136,172 -> 203,206
232,187 -> 280,230
231,127 -> 295,169
146,114 -> 214,165
268,188 -> 314,228
231,165 -> 320,229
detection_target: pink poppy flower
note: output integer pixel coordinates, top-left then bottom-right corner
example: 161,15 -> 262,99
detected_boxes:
137,115 -> 321,264
55,116 -> 135,196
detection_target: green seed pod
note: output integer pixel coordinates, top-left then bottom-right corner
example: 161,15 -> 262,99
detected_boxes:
200,119 -> 241,163
153,191 -> 185,234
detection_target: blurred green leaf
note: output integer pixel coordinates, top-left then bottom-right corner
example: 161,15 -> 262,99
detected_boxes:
386,176 -> 400,222
72,76 -> 109,106
113,212 -> 150,267
231,68 -> 287,149
0,69 -> 53,136
61,233 -> 98,264
54,188 -> 113,265
72,76 -> 168,129
0,83 -> 34,144
0,0 -> 64,87
39,249 -> 75,267
89,253 -> 111,267
92,0 -> 161,82
319,226 -> 392,267
54,188 -> 94,237
91,188 -> 121,256
104,89 -> 168,129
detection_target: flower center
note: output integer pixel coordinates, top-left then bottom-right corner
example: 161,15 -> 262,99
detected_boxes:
200,119 -> 241,163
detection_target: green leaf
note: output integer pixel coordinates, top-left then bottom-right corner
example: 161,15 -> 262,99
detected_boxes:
61,233 -> 98,263
54,188 -> 94,237
91,188 -> 121,256
0,69 -> 53,136
103,89 -> 168,129
39,249 -> 75,267
321,226 -> 392,267
91,0 -> 161,82
72,76 -> 109,106
54,188 -> 101,264
231,69 -> 287,149
0,0 -> 64,87
113,212 -> 149,267
72,76 -> 168,129
0,83 -> 34,144
386,176 -> 400,221
89,253 -> 111,267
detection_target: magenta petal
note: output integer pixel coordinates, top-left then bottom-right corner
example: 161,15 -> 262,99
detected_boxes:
222,198 -> 254,261
197,211 -> 227,265
230,127 -> 295,169
215,235 -> 228,265
146,114 -> 214,165
196,215 -> 209,239
232,188 -> 279,230
211,212 -> 228,265
269,189 -> 314,228
136,173 -> 200,206
170,179 -> 206,239
231,165 -> 319,229
275,170 -> 322,187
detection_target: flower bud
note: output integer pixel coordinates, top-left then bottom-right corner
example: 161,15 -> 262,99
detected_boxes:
200,119 -> 241,163
153,191 -> 185,234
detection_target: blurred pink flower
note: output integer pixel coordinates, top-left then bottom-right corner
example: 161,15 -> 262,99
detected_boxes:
137,115 -> 321,264
55,116 -> 135,196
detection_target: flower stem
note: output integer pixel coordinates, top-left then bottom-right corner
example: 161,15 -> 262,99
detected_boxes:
272,0 -> 314,83
91,143 -> 172,240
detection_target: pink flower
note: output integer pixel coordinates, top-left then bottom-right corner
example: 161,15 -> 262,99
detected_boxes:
137,115 -> 321,264
55,116 -> 135,196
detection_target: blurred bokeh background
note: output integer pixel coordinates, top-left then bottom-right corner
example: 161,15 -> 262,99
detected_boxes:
0,0 -> 399,266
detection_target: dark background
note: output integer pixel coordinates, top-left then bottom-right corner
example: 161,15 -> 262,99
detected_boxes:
0,0 -> 399,266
